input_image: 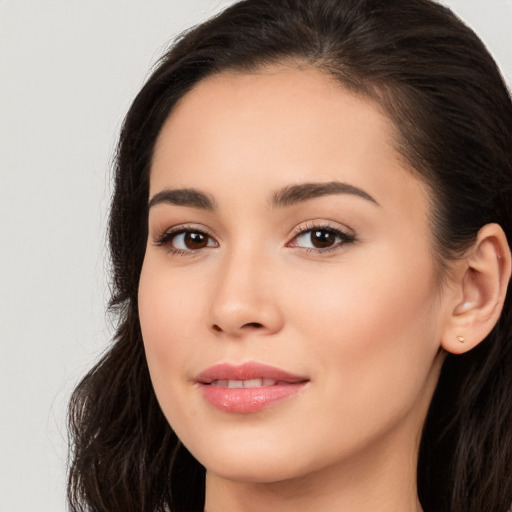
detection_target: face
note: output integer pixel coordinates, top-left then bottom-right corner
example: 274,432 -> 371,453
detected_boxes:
138,67 -> 448,484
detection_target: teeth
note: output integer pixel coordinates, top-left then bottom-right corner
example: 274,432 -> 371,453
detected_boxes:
210,378 -> 277,388
243,379 -> 262,387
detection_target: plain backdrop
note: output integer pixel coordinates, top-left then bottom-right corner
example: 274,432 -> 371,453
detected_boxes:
0,1 -> 510,511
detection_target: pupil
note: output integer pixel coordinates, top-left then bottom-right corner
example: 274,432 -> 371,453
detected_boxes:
312,230 -> 335,248
185,232 -> 207,249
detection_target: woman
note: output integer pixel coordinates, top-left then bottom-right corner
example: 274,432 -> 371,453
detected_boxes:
67,0 -> 512,511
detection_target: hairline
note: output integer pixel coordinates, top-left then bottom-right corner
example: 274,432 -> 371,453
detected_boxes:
149,58 -> 452,285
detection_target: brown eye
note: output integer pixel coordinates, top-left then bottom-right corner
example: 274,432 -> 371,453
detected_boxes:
156,229 -> 218,252
183,232 -> 209,249
290,225 -> 356,252
310,230 -> 336,248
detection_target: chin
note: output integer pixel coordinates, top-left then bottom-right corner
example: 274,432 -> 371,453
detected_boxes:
205,454 -> 307,484
189,434 -> 312,484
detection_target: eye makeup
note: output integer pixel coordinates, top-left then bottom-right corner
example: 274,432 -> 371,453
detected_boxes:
287,221 -> 357,254
153,223 -> 218,256
152,220 -> 357,257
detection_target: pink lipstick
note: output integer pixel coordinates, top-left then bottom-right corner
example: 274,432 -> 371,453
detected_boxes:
196,362 -> 309,413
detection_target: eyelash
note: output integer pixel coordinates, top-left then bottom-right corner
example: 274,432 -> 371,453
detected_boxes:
288,222 -> 356,254
153,224 -> 216,256
153,222 -> 356,256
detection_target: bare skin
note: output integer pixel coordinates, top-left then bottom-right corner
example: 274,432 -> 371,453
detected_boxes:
138,66 -> 511,512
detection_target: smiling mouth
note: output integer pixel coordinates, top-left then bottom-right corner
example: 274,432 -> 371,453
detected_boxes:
197,362 -> 309,413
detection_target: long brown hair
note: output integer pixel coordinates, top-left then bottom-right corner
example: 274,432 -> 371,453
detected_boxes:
68,1 -> 512,510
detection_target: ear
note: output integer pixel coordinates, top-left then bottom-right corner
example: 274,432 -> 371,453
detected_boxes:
441,223 -> 511,355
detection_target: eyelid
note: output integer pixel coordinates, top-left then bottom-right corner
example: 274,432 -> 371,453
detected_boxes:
287,221 -> 357,252
151,220 -> 356,255
152,223 -> 219,253
288,220 -> 355,239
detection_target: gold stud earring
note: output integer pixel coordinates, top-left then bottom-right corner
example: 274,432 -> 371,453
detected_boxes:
457,335 -> 465,343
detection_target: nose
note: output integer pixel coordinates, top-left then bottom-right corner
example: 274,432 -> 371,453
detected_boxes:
208,249 -> 284,338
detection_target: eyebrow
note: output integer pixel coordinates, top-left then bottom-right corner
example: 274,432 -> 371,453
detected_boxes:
271,181 -> 379,208
148,188 -> 216,210
148,181 -> 379,211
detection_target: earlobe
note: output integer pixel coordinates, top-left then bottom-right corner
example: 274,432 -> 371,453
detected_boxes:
441,223 -> 511,355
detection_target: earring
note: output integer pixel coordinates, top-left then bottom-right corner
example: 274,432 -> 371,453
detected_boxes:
457,335 -> 465,343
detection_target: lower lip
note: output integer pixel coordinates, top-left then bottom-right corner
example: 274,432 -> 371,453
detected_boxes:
200,383 -> 307,413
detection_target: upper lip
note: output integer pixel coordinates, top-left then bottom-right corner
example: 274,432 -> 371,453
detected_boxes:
196,362 -> 309,384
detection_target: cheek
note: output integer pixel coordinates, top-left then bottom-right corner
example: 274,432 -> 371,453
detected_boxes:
138,257 -> 205,383
283,253 -> 441,404
138,256 -> 215,438
272,258 -> 442,466
288,255 -> 436,338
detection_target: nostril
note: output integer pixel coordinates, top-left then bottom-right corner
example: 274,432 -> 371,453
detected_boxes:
211,322 -> 262,333
242,322 -> 263,329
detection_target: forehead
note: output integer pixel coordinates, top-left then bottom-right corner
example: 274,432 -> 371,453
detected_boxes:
150,66 -> 430,225
152,66 -> 398,172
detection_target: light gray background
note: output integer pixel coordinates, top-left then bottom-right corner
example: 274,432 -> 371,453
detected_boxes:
1,1 -> 510,511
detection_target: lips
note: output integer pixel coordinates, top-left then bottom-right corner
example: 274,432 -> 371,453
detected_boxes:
197,361 -> 308,384
196,362 -> 309,413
